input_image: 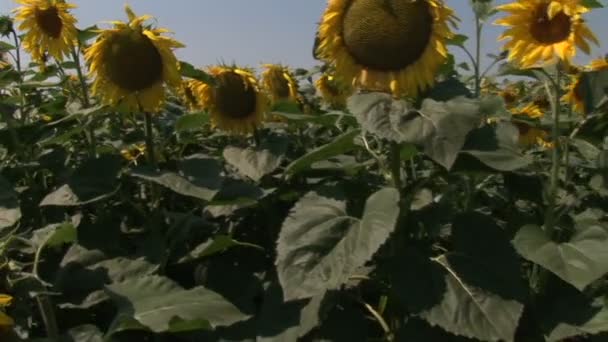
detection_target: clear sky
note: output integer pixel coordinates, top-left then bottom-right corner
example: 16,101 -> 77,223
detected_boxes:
1,0 -> 607,71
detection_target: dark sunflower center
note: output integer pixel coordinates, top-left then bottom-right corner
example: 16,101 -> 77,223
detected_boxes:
573,79 -> 584,102
35,6 -> 63,38
341,0 -> 433,71
273,73 -> 292,99
103,30 -> 164,92
515,122 -> 530,135
530,4 -> 572,44
215,72 -> 257,119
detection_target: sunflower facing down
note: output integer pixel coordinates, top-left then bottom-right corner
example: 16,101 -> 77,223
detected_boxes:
315,73 -> 352,109
0,294 -> 14,334
13,0 -> 78,66
84,5 -> 184,113
563,57 -> 608,114
511,103 -> 552,147
261,64 -> 300,104
190,66 -> 267,135
179,79 -> 203,111
316,0 -> 456,98
496,0 -> 599,69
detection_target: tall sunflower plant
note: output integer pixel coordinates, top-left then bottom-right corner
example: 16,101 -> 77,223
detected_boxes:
1,1 -> 608,341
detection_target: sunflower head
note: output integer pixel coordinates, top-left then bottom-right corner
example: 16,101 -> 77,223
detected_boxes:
316,0 -> 456,98
13,0 -> 78,65
588,57 -> 608,71
179,79 -> 204,111
513,103 -> 544,119
261,64 -> 300,104
0,294 -> 14,333
515,123 -> 552,147
315,73 -> 352,109
563,75 -> 586,114
84,5 -> 184,113
562,57 -> 608,115
496,0 -> 599,68
192,66 -> 267,135
510,102 -> 550,147
499,85 -> 521,107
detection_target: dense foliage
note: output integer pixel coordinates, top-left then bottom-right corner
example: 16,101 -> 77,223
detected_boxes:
2,0 -> 608,341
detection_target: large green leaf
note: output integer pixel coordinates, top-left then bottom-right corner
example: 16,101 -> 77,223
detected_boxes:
348,93 -> 482,169
0,175 -> 21,230
284,129 -> 361,177
106,275 -> 250,334
418,213 -> 526,342
420,255 -> 525,342
256,283 -> 329,341
57,244 -> 158,309
223,135 -> 287,181
460,122 -> 532,171
513,222 -> 608,291
130,154 -> 223,201
418,97 -> 482,169
276,187 -> 400,301
40,155 -> 122,206
541,281 -> 608,341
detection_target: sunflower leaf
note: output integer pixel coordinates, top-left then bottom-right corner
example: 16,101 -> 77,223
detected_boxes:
106,275 -> 250,334
513,222 -> 608,291
180,61 -> 215,85
0,175 -> 20,231
276,187 -> 400,301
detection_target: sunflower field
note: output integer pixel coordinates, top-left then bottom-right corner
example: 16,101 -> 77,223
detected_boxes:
2,0 -> 608,341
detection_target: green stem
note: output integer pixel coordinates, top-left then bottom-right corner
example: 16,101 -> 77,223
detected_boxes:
474,14 -> 483,97
390,142 -> 402,190
36,295 -> 59,340
144,112 -> 157,169
544,68 -> 562,236
71,46 -> 97,157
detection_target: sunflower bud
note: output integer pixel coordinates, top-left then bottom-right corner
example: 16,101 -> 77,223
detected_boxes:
0,16 -> 13,37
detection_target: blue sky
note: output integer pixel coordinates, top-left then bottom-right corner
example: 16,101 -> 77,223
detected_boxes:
1,0 -> 607,71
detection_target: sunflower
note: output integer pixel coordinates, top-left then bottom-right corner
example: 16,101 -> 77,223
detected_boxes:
13,0 -> 78,65
190,66 -> 267,135
0,52 -> 10,70
261,64 -> 300,103
178,79 -> 203,111
315,0 -> 456,98
0,294 -> 13,334
499,85 -> 520,108
563,57 -> 608,114
315,73 -> 352,109
510,103 -> 551,147
84,5 -> 184,113
496,0 -> 599,69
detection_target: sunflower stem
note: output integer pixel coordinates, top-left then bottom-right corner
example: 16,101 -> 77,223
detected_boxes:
71,46 -> 97,158
36,295 -> 59,340
474,13 -> 483,97
390,142 -> 402,190
544,67 -> 562,236
144,112 -> 157,169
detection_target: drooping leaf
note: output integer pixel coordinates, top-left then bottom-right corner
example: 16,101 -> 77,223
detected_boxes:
284,129 -> 361,177
130,155 -> 223,201
223,135 -> 286,181
513,222 -> 608,291
460,123 -> 532,171
276,187 -> 400,301
40,155 -> 122,206
0,175 -> 21,230
106,275 -> 250,334
419,213 -> 526,342
420,255 -> 525,342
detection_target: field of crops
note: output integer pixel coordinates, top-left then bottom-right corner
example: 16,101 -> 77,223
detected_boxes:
1,0 -> 608,341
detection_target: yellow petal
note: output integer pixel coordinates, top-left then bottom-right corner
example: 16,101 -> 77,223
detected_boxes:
547,2 -> 563,20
